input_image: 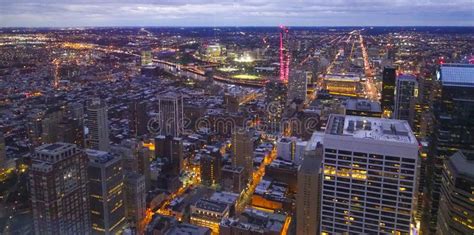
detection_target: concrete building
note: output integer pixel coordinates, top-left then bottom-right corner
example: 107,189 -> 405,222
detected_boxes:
344,99 -> 382,118
296,133 -> 323,235
124,172 -> 146,231
200,150 -> 222,187
288,69 -> 308,103
30,143 -> 91,234
221,165 -> 245,194
86,149 -> 126,234
86,98 -> 110,151
129,100 -> 148,137
231,128 -> 254,182
394,74 -> 419,128
436,151 -> 474,235
276,137 -> 306,164
320,115 -> 419,234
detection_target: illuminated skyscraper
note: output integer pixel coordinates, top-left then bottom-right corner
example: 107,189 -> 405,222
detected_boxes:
86,149 -> 126,234
279,25 -> 290,82
394,74 -> 419,129
30,143 -> 91,235
436,151 -> 474,235
427,63 -> 474,232
200,149 -> 222,187
381,67 -> 396,117
86,98 -> 110,151
320,115 -> 419,234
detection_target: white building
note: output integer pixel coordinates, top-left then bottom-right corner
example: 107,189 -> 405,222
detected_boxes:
320,114 -> 419,234
86,98 -> 110,151
276,137 -> 307,165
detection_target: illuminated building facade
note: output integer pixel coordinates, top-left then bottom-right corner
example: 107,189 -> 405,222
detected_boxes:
141,50 -> 153,66
86,149 -> 126,234
324,74 -> 361,97
30,143 -> 91,235
86,98 -> 110,151
320,115 -> 419,234
190,198 -> 229,234
279,26 -> 290,82
436,151 -> 474,235
200,150 -> 222,187
381,67 -> 397,117
428,63 -> 474,233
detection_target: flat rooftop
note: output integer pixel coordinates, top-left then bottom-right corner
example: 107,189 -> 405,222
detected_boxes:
440,63 -> 474,87
449,151 -> 474,179
35,142 -> 76,155
345,99 -> 382,112
326,115 -> 417,144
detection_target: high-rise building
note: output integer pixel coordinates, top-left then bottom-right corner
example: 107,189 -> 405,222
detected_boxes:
265,81 -> 288,133
394,74 -> 419,128
157,93 -> 184,137
58,117 -> 85,148
296,134 -> 323,235
30,143 -> 91,234
129,100 -> 148,137
124,172 -> 146,231
436,151 -> 474,235
0,132 -> 5,168
288,69 -> 308,103
155,135 -> 183,176
428,64 -> 474,232
320,115 -> 419,234
231,128 -> 254,182
86,98 -> 110,151
381,67 -> 396,117
86,149 -> 126,234
276,137 -> 306,165
221,165 -> 245,194
200,149 -> 222,186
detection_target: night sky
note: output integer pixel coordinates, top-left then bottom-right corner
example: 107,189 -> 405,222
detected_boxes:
1,0 -> 473,27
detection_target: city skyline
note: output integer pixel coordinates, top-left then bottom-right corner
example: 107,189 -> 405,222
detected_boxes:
1,0 -> 473,27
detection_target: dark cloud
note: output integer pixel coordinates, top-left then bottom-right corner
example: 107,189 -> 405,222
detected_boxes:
0,0 -> 472,27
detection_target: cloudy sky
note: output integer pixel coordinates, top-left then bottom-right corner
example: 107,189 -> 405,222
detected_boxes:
0,0 -> 473,27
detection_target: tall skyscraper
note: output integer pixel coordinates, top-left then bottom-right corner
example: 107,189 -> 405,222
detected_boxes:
155,135 -> 183,176
129,100 -> 148,137
200,149 -> 222,187
288,69 -> 308,103
320,115 -> 419,234
394,74 -> 419,129
158,93 -> 184,137
297,134 -> 323,235
86,149 -> 126,234
265,81 -> 288,133
58,117 -> 85,148
231,128 -> 254,182
428,64 -> 474,232
436,151 -> 473,235
381,67 -> 396,117
86,98 -> 110,151
124,172 -> 146,231
30,143 -> 91,234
